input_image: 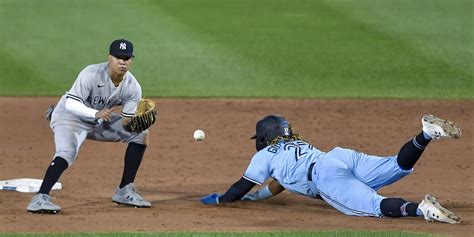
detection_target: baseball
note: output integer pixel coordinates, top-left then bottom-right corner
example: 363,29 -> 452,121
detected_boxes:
193,129 -> 205,141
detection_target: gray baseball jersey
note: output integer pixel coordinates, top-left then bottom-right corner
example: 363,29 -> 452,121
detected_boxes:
50,62 -> 147,165
51,62 -> 141,128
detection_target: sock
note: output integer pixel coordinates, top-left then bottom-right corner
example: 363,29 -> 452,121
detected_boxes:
405,202 -> 420,216
416,207 -> 424,216
397,132 -> 431,170
381,198 -> 419,217
38,157 -> 69,195
422,131 -> 432,140
119,143 -> 146,188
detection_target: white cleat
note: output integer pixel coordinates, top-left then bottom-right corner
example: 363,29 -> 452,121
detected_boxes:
419,195 -> 460,224
27,193 -> 61,214
422,115 -> 461,140
112,183 -> 151,208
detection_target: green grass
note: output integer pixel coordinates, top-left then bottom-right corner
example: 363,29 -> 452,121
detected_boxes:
0,0 -> 472,98
0,231 -> 444,237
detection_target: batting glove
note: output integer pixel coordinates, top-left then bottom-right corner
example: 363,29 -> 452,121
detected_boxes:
241,186 -> 273,201
201,193 -> 220,205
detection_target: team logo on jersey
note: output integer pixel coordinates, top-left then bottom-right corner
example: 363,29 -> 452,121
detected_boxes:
119,42 -> 127,50
92,96 -> 107,105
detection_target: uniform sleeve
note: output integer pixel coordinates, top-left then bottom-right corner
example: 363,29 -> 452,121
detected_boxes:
218,177 -> 256,203
121,79 -> 142,118
66,67 -> 93,104
243,151 -> 271,185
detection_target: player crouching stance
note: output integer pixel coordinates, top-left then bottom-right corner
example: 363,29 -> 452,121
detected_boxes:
27,39 -> 156,214
201,114 -> 462,224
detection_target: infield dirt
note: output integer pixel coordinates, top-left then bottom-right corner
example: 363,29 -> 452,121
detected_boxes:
0,98 -> 472,236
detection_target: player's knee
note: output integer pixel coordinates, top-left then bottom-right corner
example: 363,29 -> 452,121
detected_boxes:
54,151 -> 77,166
52,156 -> 70,168
129,130 -> 149,145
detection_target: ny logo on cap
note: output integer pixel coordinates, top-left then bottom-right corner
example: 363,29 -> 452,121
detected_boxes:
119,42 -> 127,50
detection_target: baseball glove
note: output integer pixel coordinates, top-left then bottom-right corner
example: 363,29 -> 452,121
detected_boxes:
125,98 -> 157,133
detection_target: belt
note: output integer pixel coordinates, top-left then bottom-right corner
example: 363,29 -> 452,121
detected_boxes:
307,162 -> 316,181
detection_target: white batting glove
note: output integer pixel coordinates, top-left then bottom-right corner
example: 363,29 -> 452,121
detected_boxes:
241,186 -> 273,201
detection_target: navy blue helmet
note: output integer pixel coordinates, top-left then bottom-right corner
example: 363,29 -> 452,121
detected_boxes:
251,115 -> 292,151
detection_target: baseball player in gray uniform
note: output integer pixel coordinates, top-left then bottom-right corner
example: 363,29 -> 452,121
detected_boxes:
202,114 -> 462,224
27,39 -> 155,214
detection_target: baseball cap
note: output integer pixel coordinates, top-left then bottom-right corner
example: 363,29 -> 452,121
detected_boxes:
109,38 -> 134,58
251,115 -> 291,139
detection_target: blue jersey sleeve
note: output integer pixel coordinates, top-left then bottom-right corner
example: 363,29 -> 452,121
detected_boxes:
243,150 -> 272,185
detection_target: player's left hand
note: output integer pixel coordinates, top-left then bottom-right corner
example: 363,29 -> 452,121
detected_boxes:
124,98 -> 157,133
241,193 -> 259,201
201,193 -> 220,205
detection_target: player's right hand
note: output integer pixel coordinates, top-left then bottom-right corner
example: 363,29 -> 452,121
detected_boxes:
201,193 -> 220,205
95,108 -> 113,122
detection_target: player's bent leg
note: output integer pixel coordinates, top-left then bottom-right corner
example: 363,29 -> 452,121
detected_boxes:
86,114 -> 151,207
317,181 -> 384,217
53,124 -> 88,165
315,153 -> 384,217
328,148 -> 412,191
418,195 -> 460,224
27,125 -> 87,214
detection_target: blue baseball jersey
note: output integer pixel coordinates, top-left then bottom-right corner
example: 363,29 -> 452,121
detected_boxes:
243,140 -> 413,217
243,140 -> 325,197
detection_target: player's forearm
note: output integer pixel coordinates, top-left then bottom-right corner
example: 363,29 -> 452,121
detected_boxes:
268,179 -> 285,195
218,177 -> 255,203
65,98 -> 98,119
241,179 -> 284,201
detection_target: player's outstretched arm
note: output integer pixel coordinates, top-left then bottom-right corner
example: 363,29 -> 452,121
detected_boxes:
201,177 -> 256,205
241,179 -> 284,201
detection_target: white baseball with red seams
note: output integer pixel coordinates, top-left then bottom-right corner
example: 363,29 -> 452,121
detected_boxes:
193,130 -> 205,141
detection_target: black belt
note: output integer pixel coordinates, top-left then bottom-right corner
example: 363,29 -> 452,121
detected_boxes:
307,162 -> 316,181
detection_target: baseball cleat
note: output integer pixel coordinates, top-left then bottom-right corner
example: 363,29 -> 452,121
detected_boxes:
419,195 -> 460,224
422,115 -> 461,140
112,183 -> 151,208
27,193 -> 61,214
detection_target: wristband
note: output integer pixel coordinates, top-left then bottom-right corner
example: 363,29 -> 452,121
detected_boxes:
255,186 -> 273,200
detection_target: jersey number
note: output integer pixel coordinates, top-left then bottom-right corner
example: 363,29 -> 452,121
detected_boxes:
284,143 -> 307,161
